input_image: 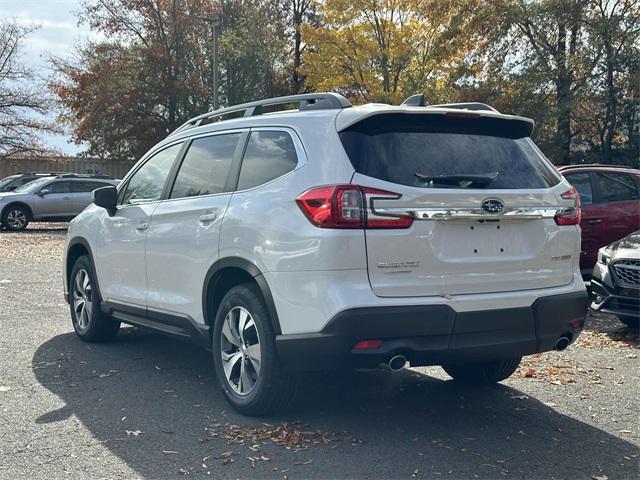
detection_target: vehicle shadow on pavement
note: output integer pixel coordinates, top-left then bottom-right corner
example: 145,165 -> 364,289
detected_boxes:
33,328 -> 638,479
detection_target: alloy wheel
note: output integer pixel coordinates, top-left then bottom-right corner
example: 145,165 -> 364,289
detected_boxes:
72,269 -> 93,331
220,306 -> 261,396
6,209 -> 27,230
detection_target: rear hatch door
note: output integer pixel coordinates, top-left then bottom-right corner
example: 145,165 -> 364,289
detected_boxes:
340,110 -> 578,297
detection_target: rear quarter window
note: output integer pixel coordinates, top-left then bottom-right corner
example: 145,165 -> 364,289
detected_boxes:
237,131 -> 298,190
340,114 -> 560,190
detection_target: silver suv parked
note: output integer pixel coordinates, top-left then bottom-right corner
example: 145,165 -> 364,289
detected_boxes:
0,172 -> 70,192
63,93 -> 588,415
0,174 -> 118,231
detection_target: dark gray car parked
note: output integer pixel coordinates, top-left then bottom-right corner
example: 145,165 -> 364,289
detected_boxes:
0,174 -> 119,231
591,230 -> 640,328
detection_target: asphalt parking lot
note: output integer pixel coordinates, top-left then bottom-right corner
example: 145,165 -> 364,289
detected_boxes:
0,225 -> 638,480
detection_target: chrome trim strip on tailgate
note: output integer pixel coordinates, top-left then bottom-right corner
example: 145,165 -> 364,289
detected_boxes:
371,206 -> 569,220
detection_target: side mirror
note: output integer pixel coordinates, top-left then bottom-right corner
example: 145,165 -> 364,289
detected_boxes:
92,186 -> 117,215
6,185 -> 16,191
38,189 -> 51,196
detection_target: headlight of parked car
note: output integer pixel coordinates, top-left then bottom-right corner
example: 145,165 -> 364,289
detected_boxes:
597,247 -> 612,265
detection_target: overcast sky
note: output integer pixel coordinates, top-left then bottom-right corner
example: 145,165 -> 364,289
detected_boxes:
1,0 -> 93,154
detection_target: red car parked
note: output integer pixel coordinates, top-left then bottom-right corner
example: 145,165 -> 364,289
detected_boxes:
558,165 -> 640,276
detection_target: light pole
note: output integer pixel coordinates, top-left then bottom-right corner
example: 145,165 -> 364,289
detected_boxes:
210,19 -> 221,111
197,3 -> 223,111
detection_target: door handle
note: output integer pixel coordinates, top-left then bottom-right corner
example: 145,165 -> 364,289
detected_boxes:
63,196 -> 71,200
587,219 -> 603,224
198,213 -> 217,224
135,222 -> 149,231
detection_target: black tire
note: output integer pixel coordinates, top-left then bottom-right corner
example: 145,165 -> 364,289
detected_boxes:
619,316 -> 639,329
2,205 -> 30,231
69,255 -> 120,342
442,357 -> 521,385
212,284 -> 297,416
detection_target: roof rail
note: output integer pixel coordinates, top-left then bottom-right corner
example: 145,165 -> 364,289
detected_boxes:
428,102 -> 499,113
171,92 -> 352,136
558,163 -> 630,169
16,172 -> 63,175
401,94 -> 426,107
398,95 -> 500,113
57,173 -> 114,179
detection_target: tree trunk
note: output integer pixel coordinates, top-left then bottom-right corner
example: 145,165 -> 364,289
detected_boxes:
603,51 -> 617,161
292,15 -> 303,93
555,22 -> 572,165
291,0 -> 307,94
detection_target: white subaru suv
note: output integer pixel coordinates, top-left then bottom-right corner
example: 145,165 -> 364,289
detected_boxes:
63,93 -> 589,415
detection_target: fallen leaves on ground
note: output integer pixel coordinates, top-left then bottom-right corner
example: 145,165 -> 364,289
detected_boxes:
576,329 -> 638,349
202,420 -> 357,451
200,419 -> 360,469
514,355 -> 609,386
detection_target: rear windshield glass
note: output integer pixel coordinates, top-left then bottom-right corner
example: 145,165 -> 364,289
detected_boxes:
339,114 -> 560,189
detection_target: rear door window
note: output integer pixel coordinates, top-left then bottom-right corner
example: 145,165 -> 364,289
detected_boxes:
72,181 -> 110,192
45,181 -> 72,194
170,133 -> 240,199
340,114 -> 560,189
564,172 -> 593,205
595,172 -> 639,202
237,131 -> 298,190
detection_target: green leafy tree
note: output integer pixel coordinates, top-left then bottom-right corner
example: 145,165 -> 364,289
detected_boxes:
218,0 -> 290,105
585,0 -> 640,161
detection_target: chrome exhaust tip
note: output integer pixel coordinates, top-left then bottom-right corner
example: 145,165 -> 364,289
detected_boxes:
388,354 -> 407,371
554,336 -> 570,351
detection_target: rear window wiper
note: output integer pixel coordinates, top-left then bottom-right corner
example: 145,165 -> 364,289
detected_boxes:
415,172 -> 499,188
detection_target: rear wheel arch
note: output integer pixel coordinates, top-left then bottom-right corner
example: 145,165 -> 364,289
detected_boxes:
203,258 -> 281,335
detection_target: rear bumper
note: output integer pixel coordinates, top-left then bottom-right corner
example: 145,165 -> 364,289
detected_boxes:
275,291 -> 589,371
590,279 -> 640,319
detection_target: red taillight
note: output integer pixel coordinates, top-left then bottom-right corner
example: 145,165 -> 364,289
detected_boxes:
353,339 -> 383,350
554,186 -> 582,226
296,184 -> 413,229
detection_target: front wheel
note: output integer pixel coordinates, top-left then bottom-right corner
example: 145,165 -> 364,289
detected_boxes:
2,205 -> 30,231
442,357 -> 521,385
212,284 -> 296,416
69,255 -> 120,342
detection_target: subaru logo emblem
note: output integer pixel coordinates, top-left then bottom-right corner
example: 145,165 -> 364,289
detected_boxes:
481,198 -> 504,214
